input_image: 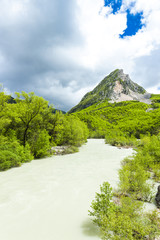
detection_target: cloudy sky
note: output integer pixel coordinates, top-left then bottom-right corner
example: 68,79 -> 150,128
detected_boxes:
0,0 -> 160,111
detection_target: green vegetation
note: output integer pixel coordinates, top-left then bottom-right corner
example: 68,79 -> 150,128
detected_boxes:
89,182 -> 160,240
73,99 -> 160,140
109,134 -> 160,203
105,129 -> 137,147
0,136 -> 33,171
150,93 -> 160,103
0,90 -> 89,171
1,82 -> 160,238
118,156 -> 153,202
150,94 -> 160,109
78,95 -> 160,239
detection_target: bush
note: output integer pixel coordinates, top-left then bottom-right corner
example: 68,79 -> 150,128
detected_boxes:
152,165 -> 160,182
89,182 -> 160,240
89,182 -> 115,227
105,130 -> 137,147
59,115 -> 89,147
28,130 -> 51,158
63,146 -> 79,154
118,159 -> 153,202
0,136 -> 33,171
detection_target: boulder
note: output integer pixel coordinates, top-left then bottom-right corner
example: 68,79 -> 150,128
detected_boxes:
155,185 -> 160,207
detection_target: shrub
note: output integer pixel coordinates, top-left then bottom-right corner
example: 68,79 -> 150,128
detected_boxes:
59,115 -> 89,147
28,130 -> 51,158
105,130 -> 137,147
0,136 -> 33,171
63,146 -> 79,154
138,135 -> 160,166
89,182 -> 115,227
118,159 -> 153,202
89,182 -> 160,240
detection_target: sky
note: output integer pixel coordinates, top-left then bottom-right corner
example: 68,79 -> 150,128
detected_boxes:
0,0 -> 160,111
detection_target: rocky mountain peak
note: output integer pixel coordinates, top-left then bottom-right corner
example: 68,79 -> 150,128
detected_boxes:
116,69 -> 130,81
69,69 -> 151,113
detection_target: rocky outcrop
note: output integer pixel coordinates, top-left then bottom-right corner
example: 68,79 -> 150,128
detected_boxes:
69,69 -> 151,113
155,185 -> 160,207
109,70 -> 151,104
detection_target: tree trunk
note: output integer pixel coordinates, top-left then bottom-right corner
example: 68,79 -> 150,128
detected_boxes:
23,125 -> 29,147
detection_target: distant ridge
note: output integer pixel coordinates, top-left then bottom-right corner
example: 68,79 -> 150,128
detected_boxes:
69,69 -> 151,113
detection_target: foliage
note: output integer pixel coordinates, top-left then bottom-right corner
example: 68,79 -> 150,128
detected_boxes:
150,94 -> 160,108
63,146 -> 79,154
118,158 -> 153,202
115,134 -> 160,202
0,92 -> 12,134
133,134 -> 160,182
105,129 -> 137,147
88,118 -> 160,239
0,136 -> 33,171
89,182 -> 160,240
27,129 -> 51,158
0,90 -> 89,170
14,91 -> 50,147
89,182 -> 115,227
73,100 -> 160,139
47,110 -> 64,145
60,115 -> 89,146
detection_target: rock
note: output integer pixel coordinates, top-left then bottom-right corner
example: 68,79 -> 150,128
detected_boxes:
68,69 -> 151,113
155,185 -> 160,207
51,146 -> 69,155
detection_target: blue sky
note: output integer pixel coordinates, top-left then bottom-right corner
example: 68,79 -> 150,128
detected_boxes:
104,0 -> 145,38
0,0 -> 160,111
104,0 -> 122,14
120,10 -> 144,38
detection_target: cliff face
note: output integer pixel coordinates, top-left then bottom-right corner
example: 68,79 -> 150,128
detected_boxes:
69,69 -> 151,113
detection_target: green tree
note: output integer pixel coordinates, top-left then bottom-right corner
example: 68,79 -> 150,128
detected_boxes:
15,91 -> 49,147
0,92 -> 11,134
47,110 -> 65,145
0,135 -> 33,171
118,158 -> 153,201
61,115 -> 88,146
89,182 -> 115,227
89,182 -> 160,240
27,129 -> 51,158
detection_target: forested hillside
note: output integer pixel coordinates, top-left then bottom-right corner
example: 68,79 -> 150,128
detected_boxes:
73,97 -> 160,142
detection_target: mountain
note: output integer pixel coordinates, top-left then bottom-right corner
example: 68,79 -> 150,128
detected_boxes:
69,69 -> 151,113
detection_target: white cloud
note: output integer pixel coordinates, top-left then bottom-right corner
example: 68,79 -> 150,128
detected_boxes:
76,0 -> 160,61
74,0 -> 160,92
146,86 -> 160,94
0,0 -> 160,111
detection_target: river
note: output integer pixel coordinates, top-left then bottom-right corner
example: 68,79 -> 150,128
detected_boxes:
0,139 -> 133,240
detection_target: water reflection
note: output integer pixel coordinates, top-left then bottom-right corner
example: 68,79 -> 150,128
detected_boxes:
81,218 -> 101,237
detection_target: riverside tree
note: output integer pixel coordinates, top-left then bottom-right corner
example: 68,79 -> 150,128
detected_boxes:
14,91 -> 50,147
89,182 -> 160,240
0,90 -> 89,170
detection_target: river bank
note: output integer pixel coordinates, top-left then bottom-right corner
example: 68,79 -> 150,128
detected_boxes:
0,139 -> 133,240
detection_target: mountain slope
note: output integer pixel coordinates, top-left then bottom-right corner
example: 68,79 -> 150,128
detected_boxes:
69,69 -> 151,113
